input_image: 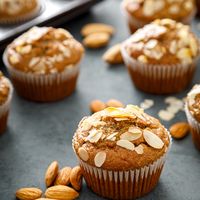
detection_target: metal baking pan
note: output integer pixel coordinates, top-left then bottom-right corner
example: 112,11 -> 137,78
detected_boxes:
0,0 -> 103,48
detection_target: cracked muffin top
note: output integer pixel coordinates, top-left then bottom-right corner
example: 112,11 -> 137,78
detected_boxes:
0,0 -> 38,18
122,0 -> 196,23
0,71 -> 11,105
123,19 -> 199,65
6,26 -> 84,75
187,84 -> 200,122
73,105 -> 170,170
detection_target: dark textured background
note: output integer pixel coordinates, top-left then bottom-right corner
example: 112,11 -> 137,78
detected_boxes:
0,0 -> 200,199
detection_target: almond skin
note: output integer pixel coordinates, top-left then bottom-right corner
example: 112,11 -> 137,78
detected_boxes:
54,167 -> 72,186
36,198 -> 57,200
70,166 -> 83,191
45,185 -> 79,200
45,161 -> 59,187
106,99 -> 124,108
16,187 -> 42,200
81,23 -> 115,37
103,44 -> 123,64
83,32 -> 110,48
90,100 -> 106,113
169,122 -> 190,139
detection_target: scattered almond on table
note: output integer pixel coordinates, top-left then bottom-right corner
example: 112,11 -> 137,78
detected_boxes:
103,43 -> 123,64
106,99 -> 124,108
81,23 -> 115,37
169,122 -> 190,139
16,161 -> 82,200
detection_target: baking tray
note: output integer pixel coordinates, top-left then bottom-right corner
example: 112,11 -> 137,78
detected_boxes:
0,0 -> 103,48
0,0 -> 200,200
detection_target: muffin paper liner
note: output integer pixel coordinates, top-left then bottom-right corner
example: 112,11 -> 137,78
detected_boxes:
3,50 -> 80,102
121,2 -> 196,33
185,104 -> 200,150
72,131 -> 171,199
0,78 -> 13,134
121,43 -> 198,94
0,0 -> 45,25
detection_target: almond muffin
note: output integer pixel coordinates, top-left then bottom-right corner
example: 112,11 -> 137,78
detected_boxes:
185,85 -> 200,150
121,19 -> 199,94
3,26 -> 84,102
0,71 -> 13,134
72,105 -> 171,199
122,0 -> 196,33
0,0 -> 41,24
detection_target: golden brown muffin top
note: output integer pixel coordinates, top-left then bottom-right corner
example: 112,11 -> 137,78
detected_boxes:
123,19 -> 199,65
0,72 -> 10,105
73,105 -> 170,170
6,27 -> 84,75
187,85 -> 200,122
123,0 -> 195,22
0,0 -> 38,17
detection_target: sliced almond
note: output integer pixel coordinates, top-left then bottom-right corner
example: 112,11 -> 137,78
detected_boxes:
94,151 -> 106,167
78,147 -> 89,161
86,129 -> 103,143
45,161 -> 59,187
120,129 -> 142,141
116,140 -> 135,151
103,44 -> 123,64
106,99 -> 124,108
135,144 -> 144,154
83,32 -> 110,48
143,130 -> 164,149
90,100 -> 106,113
54,167 -> 72,186
45,185 -> 79,200
158,110 -> 175,121
106,132 -> 118,140
70,166 -> 83,191
16,187 -> 42,200
81,23 -> 115,37
169,122 -> 190,139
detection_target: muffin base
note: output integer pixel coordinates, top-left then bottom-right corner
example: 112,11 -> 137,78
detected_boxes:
78,154 -> 167,200
121,44 -> 197,94
185,105 -> 200,151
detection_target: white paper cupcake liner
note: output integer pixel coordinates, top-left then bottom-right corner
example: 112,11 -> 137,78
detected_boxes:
121,43 -> 198,94
0,77 -> 13,118
0,0 -> 45,25
3,49 -> 80,101
72,130 -> 171,199
121,2 -> 196,32
185,103 -> 200,150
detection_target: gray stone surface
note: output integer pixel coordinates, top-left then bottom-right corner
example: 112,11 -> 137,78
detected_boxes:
0,0 -> 200,199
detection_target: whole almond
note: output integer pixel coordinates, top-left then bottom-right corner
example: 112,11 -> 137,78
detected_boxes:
103,44 -> 123,64
90,100 -> 106,113
83,32 -> 110,48
70,166 -> 83,191
45,161 -> 59,187
106,99 -> 124,108
81,23 -> 115,37
169,122 -> 190,139
45,185 -> 79,200
54,167 -> 72,186
36,198 -> 57,200
16,187 -> 42,200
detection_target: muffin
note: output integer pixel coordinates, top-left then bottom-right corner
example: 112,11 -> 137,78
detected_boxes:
185,85 -> 200,150
72,105 -> 171,199
0,71 -> 13,134
196,0 -> 200,16
121,19 -> 199,94
3,26 -> 84,102
121,0 -> 196,33
0,0 -> 41,24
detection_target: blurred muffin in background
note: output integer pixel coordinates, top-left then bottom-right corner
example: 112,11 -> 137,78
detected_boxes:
3,26 -> 84,102
0,71 -> 13,134
0,0 -> 41,24
185,85 -> 200,151
121,0 -> 196,33
121,19 -> 199,94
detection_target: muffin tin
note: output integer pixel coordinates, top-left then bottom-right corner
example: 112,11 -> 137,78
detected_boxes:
0,0 -> 103,48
